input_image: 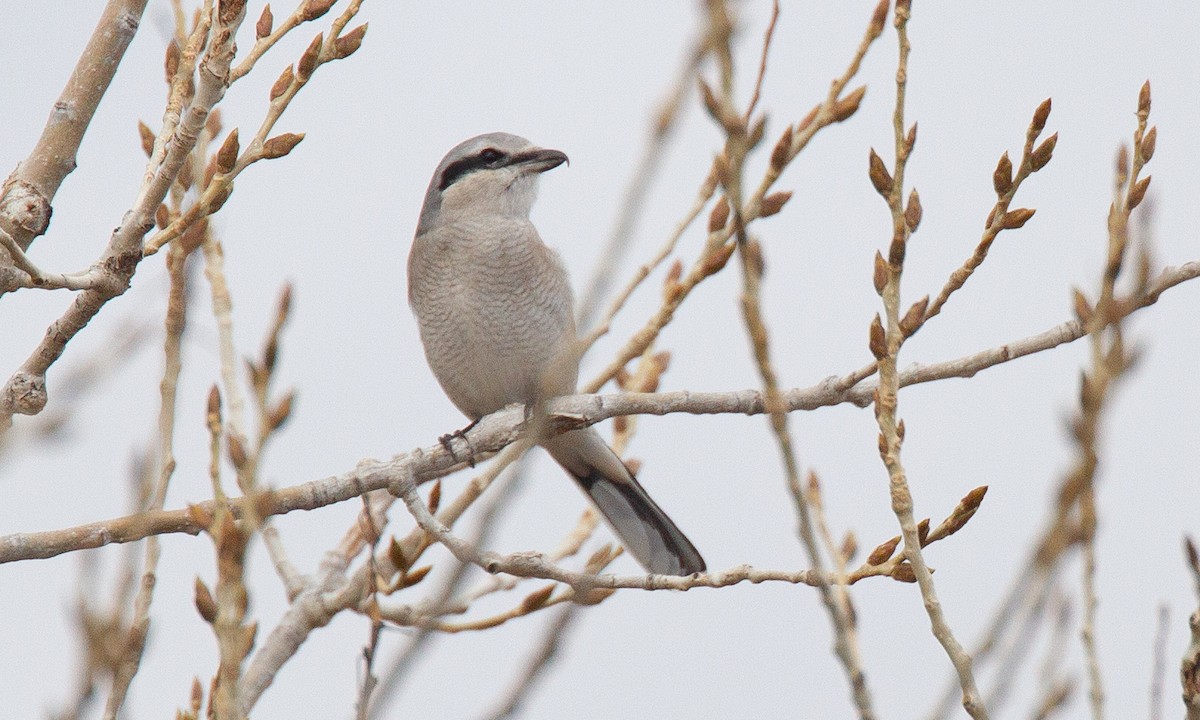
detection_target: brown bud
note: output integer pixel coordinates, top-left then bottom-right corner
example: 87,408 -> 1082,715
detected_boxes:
1138,80 -> 1151,115
760,191 -> 792,218
155,203 -> 170,229
897,419 -> 905,442
891,562 -> 917,583
769,125 -> 794,170
227,433 -> 248,470
261,132 -> 305,160
867,535 -> 900,565
832,85 -> 867,123
216,129 -> 240,174
297,33 -> 324,82
1116,145 -> 1130,179
270,65 -> 294,101
401,565 -> 432,588
1030,97 -> 1052,137
388,538 -> 410,572
1128,175 -> 1151,209
256,4 -> 273,39
868,148 -> 893,196
334,23 -> 368,59
900,295 -> 929,336
917,518 -> 930,546
303,0 -> 336,21
165,41 -> 180,83
1140,126 -> 1157,164
700,242 -> 735,277
868,0 -> 889,38
1072,287 -> 1093,325
1031,132 -> 1057,171
1000,208 -> 1036,229
520,584 -> 555,613
190,678 -> 203,712
267,390 -> 295,430
926,486 -> 989,545
877,431 -> 886,456
194,578 -> 217,623
869,314 -> 886,360
207,184 -> 232,214
873,251 -> 888,295
904,188 -> 922,232
992,152 -> 1013,196
905,122 -> 918,153
708,196 -> 730,232
426,479 -> 441,515
138,121 -> 156,157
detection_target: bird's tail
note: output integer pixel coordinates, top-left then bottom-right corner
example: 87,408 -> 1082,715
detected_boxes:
542,428 -> 705,575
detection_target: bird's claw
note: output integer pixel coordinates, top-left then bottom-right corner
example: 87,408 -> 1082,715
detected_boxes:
439,418 -> 481,468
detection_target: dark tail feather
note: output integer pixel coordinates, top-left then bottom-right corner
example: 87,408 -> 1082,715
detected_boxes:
543,429 -> 705,575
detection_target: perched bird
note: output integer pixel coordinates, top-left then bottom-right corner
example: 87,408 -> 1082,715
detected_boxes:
407,132 -> 705,575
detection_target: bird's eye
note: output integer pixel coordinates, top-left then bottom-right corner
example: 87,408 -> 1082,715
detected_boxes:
478,148 -> 504,166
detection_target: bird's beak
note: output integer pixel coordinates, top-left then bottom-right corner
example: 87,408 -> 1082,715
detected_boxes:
516,148 -> 569,174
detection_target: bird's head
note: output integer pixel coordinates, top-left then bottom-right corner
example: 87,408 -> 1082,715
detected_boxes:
417,132 -> 568,233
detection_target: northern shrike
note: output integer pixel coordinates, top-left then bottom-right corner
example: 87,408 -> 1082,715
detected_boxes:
407,132 -> 706,575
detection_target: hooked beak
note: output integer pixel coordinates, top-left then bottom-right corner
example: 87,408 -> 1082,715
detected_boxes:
515,147 -> 569,174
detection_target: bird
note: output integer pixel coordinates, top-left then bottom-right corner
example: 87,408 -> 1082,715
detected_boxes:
407,132 -> 706,576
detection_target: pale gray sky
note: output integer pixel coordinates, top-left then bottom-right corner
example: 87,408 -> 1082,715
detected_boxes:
2,2 -> 1199,718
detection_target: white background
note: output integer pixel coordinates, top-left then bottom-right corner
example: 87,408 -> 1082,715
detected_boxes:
2,1 -> 1198,718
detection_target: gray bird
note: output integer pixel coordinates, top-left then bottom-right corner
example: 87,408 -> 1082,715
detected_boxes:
407,132 -> 705,575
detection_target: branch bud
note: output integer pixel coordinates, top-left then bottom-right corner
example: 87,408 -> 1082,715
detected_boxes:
270,65 -> 294,101
832,85 -> 867,123
334,23 -> 368,59
869,314 -> 886,359
769,125 -> 794,171
138,121 -> 156,157
256,4 -> 273,39
297,33 -> 324,82
708,196 -> 730,232
1031,132 -> 1057,171
1030,97 -> 1052,137
759,191 -> 792,218
1000,208 -> 1036,229
992,152 -> 1013,196
1140,126 -> 1157,164
904,188 -> 922,232
872,251 -> 888,295
867,535 -> 900,565
261,132 -> 305,159
1128,175 -> 1151,210
868,148 -> 893,196
216,129 -> 240,174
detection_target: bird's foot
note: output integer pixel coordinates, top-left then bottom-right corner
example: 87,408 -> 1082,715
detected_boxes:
438,418 -> 481,468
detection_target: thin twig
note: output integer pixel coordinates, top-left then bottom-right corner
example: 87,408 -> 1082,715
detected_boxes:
870,2 -> 987,716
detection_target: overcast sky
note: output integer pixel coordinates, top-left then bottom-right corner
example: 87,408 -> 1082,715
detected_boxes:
2,2 -> 1199,718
